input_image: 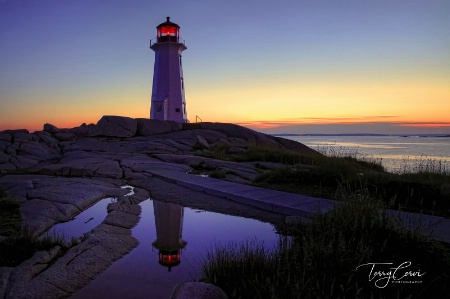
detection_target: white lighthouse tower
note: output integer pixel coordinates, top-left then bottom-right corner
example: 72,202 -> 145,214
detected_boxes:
150,17 -> 188,122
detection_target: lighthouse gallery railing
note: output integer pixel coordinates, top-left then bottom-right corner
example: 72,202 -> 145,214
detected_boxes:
149,36 -> 186,48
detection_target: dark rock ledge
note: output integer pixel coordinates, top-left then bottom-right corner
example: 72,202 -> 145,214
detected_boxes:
0,116 -> 318,299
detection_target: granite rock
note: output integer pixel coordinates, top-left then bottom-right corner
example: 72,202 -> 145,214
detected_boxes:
92,115 -> 137,137
171,282 -> 228,299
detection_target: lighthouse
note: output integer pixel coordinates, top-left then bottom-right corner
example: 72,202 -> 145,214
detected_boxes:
150,17 -> 188,122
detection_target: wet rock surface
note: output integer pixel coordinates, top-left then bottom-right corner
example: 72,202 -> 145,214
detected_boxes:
0,116 -> 317,298
171,282 -> 228,299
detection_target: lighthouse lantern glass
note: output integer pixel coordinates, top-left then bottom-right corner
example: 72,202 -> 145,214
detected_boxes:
157,26 -> 179,42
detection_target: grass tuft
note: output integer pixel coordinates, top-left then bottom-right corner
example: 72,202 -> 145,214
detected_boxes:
0,228 -> 73,267
0,190 -> 22,237
200,197 -> 450,298
0,189 -> 79,267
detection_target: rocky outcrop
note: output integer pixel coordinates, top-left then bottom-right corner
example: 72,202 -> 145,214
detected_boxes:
0,116 -> 318,232
0,175 -> 127,234
184,122 -> 283,148
4,222 -> 140,299
0,116 -> 318,298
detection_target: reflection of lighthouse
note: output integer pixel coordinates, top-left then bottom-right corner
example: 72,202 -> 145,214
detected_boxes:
152,201 -> 187,271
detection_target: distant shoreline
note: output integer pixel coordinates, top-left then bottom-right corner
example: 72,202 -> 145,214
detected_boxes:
272,133 -> 450,138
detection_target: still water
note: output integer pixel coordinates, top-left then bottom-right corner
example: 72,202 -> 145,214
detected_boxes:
44,186 -> 133,243
68,198 -> 278,298
284,135 -> 450,173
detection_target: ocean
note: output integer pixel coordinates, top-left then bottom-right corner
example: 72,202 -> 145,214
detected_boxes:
280,135 -> 450,173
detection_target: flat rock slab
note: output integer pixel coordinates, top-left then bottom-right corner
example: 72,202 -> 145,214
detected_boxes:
0,175 -> 127,234
385,210 -> 450,243
149,169 -> 335,218
3,193 -> 142,299
4,223 -> 139,299
38,158 -> 123,179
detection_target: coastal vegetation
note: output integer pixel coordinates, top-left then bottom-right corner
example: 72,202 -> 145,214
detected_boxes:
199,144 -> 450,218
198,142 -> 450,298
0,189 -> 75,267
0,188 -> 21,237
200,196 -> 450,298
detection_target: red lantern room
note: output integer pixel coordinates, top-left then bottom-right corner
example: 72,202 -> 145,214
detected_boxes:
156,17 -> 180,43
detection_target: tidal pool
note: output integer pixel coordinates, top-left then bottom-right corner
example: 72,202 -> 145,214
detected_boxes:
43,197 -> 114,243
71,198 -> 279,298
43,186 -> 135,243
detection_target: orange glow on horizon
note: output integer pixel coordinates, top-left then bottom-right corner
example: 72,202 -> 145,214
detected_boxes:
237,119 -> 450,130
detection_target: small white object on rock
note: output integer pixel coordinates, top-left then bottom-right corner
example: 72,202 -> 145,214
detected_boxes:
171,282 -> 228,299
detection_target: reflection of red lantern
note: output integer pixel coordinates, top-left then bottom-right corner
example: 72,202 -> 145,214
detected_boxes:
152,201 -> 187,272
158,250 -> 182,271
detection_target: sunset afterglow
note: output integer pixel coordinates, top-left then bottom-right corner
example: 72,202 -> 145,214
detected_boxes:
1,0 -> 449,134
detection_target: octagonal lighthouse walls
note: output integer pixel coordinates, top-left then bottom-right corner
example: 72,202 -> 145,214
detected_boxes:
150,17 -> 188,123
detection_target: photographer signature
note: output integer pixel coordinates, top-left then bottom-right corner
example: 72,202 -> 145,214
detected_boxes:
356,261 -> 425,288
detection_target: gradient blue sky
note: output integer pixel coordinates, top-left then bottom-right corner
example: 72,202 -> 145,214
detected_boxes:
1,0 -> 449,134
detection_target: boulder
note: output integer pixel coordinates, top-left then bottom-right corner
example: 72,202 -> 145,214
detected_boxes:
92,116 -> 137,137
53,130 -> 76,141
171,282 -> 228,299
43,123 -> 58,133
136,118 -> 173,136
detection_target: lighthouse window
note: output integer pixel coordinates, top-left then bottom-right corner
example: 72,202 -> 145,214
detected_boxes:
157,26 -> 178,42
159,26 -> 177,36
175,108 -> 180,113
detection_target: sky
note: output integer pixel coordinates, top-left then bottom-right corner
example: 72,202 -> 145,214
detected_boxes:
1,0 -> 449,134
